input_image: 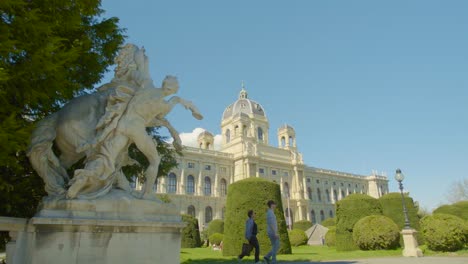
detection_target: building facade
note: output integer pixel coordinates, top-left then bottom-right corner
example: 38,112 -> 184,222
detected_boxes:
137,88 -> 388,229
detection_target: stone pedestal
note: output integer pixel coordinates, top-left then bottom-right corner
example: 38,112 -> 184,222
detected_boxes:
8,190 -> 185,264
401,229 -> 423,257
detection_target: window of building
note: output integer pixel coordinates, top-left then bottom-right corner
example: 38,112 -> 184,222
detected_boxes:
284,182 -> 290,197
341,190 -> 346,198
281,136 -> 286,147
220,178 -> 227,197
188,162 -> 195,169
326,189 -> 330,202
329,210 -> 334,218
220,167 -> 227,174
333,190 -> 338,201
307,187 -> 312,200
325,181 -> 328,185
333,182 -> 336,186
258,127 -> 264,141
167,172 -> 177,193
204,177 -> 211,196
205,165 -> 211,170
186,175 -> 195,194
306,178 -> 311,183
283,171 -> 289,177
259,168 -> 264,174
317,188 -> 322,202
316,179 -> 320,184
341,183 -> 344,186
348,183 -> 351,187
320,210 -> 325,221
225,129 -> 231,143
311,210 -> 316,225
272,170 -> 277,175
187,205 -> 195,217
205,206 -> 213,223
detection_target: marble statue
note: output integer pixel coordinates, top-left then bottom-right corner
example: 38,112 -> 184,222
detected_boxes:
27,44 -> 203,200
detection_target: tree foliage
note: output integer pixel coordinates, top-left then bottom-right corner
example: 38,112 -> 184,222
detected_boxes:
352,215 -> 400,250
181,214 -> 202,248
288,229 -> 308,247
433,201 -> 468,221
420,213 -> 467,252
293,220 -> 312,231
223,178 -> 291,256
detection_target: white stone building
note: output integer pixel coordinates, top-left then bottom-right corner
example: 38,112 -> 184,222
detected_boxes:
136,88 -> 388,229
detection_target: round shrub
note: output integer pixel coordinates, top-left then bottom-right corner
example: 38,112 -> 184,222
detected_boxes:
209,233 -> 224,246
433,201 -> 468,220
223,178 -> 291,256
336,194 -> 383,251
288,229 -> 308,246
379,193 -> 423,245
181,214 -> 202,248
325,226 -> 336,247
353,215 -> 400,250
294,220 -> 313,231
321,217 -> 336,227
420,213 -> 467,252
207,219 -> 224,236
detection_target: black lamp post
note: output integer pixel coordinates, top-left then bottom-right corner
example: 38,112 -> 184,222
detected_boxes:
395,169 -> 411,229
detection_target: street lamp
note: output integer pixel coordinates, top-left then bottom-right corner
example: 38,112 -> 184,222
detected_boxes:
395,169 -> 411,229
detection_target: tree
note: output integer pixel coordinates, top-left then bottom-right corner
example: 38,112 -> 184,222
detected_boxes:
0,0 -> 125,219
445,179 -> 468,203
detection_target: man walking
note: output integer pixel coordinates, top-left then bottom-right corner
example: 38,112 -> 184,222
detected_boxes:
264,200 -> 279,264
238,210 -> 261,264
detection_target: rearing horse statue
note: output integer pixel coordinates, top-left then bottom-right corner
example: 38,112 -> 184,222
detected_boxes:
27,44 -> 202,200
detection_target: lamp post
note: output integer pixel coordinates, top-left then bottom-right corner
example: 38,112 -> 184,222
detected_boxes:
395,169 -> 411,229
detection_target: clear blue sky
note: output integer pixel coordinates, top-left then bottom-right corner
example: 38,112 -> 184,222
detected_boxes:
101,0 -> 468,211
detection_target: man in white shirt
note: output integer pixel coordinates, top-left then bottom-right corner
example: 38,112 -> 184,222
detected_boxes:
264,200 -> 279,264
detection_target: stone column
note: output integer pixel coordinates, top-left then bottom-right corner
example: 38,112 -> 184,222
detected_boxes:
401,229 -> 423,257
179,168 -> 185,195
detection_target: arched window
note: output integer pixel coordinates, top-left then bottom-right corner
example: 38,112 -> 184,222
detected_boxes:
325,189 -> 330,202
311,210 -> 316,225
281,136 -> 286,147
320,210 -> 325,221
289,136 -> 294,146
341,190 -> 346,199
317,188 -> 322,202
187,205 -> 195,217
284,182 -> 290,198
307,187 -> 312,200
205,206 -> 213,223
257,127 -> 264,141
329,210 -> 333,218
204,177 -> 211,196
186,175 -> 194,194
333,190 -> 338,201
220,178 -> 227,197
243,125 -> 248,137
225,129 -> 231,143
234,125 -> 239,136
167,172 -> 177,193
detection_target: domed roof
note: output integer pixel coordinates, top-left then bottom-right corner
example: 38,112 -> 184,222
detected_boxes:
197,130 -> 214,139
222,88 -> 267,120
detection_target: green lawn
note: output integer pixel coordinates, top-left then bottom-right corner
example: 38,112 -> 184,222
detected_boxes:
180,245 -> 468,264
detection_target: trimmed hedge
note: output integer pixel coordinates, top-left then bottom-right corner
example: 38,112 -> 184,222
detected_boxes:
336,194 -> 383,251
379,193 -> 423,245
288,229 -> 308,246
223,178 -> 291,256
321,217 -> 336,227
293,220 -> 313,231
325,226 -> 336,247
433,201 -> 468,220
353,215 -> 400,250
207,219 -> 224,236
209,233 -> 224,246
181,214 -> 202,248
420,213 -> 467,252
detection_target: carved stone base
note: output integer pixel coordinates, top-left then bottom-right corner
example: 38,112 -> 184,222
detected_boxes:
401,229 -> 423,257
10,190 -> 185,264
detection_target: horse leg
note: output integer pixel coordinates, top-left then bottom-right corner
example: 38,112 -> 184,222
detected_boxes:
168,96 -> 203,120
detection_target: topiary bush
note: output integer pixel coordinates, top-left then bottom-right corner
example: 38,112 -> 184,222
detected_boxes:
288,229 -> 308,247
181,214 -> 202,248
294,220 -> 313,231
209,233 -> 224,246
325,226 -> 336,247
352,215 -> 400,250
379,193 -> 423,245
420,213 -> 468,252
321,217 -> 336,227
433,201 -> 468,220
336,194 -> 383,251
223,178 -> 291,256
207,219 -> 224,236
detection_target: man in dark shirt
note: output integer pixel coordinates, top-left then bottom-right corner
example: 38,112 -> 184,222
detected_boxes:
238,210 -> 261,263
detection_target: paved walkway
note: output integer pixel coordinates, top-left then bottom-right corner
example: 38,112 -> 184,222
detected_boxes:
285,257 -> 468,264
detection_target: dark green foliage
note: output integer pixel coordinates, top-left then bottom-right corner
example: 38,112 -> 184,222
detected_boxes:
352,215 -> 400,250
0,0 -> 125,221
206,219 -> 224,236
420,214 -> 467,252
321,218 -> 336,227
325,226 -> 336,247
288,229 -> 308,247
223,178 -> 291,256
209,233 -> 224,246
379,193 -> 423,245
433,201 -> 468,220
335,194 -> 383,251
293,220 -> 312,231
181,214 -> 202,248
